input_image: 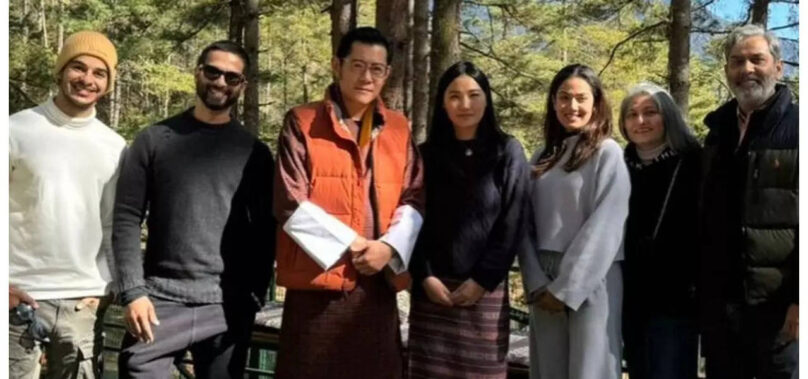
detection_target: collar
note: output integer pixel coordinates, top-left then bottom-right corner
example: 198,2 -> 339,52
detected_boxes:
42,97 -> 96,129
625,144 -> 678,170
736,89 -> 778,131
706,84 -> 792,133
324,83 -> 386,128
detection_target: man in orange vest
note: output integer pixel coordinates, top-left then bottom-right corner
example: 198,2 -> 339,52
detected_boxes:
273,27 -> 424,378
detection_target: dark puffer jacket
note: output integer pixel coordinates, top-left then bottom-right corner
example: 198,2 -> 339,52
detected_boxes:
699,84 -> 798,325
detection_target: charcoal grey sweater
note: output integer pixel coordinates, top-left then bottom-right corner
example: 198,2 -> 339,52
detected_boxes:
113,108 -> 275,307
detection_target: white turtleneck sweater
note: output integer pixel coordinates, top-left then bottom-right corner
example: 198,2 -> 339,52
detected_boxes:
9,98 -> 127,300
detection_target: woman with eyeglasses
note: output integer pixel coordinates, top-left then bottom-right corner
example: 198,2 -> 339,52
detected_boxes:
619,83 -> 701,379
519,64 -> 630,379
407,61 -> 529,378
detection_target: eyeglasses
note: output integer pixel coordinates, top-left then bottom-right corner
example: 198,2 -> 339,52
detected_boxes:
343,59 -> 388,80
200,64 -> 245,86
10,303 -> 50,343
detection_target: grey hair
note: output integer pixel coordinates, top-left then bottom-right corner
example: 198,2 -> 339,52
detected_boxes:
619,82 -> 700,154
724,24 -> 782,62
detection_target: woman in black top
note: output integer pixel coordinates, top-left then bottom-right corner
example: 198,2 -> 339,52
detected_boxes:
619,83 -> 702,379
407,61 -> 529,378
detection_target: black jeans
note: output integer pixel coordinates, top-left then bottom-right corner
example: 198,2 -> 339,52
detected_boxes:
118,298 -> 256,379
702,302 -> 798,379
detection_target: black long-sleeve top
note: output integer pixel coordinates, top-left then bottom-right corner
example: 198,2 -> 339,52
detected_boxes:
623,146 -> 701,318
113,108 -> 276,308
410,135 -> 530,292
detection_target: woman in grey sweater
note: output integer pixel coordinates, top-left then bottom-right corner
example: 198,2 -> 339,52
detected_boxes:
519,64 -> 630,379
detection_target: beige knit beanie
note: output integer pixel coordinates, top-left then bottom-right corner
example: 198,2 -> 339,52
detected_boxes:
54,31 -> 118,94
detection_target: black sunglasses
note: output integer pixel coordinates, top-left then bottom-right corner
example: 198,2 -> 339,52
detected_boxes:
10,303 -> 50,343
200,64 -> 245,86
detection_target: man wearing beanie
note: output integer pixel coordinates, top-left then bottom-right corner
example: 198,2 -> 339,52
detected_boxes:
113,40 -> 275,378
9,30 -> 125,378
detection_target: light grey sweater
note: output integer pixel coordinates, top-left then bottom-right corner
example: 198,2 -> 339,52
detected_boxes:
519,135 -> 630,310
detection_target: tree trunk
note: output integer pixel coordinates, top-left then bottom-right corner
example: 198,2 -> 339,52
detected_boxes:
229,0 -> 244,122
229,0 -> 244,44
376,0 -> 409,111
411,0 -> 430,142
163,90 -> 170,118
21,0 -> 30,94
750,0 -> 769,28
243,0 -> 260,136
282,56 -> 288,111
668,0 -> 690,114
264,31 -> 273,119
302,64 -> 309,104
331,0 -> 356,55
41,0 -> 52,97
57,0 -> 64,53
403,0 -> 413,118
110,75 -> 121,128
429,0 -> 461,122
39,0 -> 49,51
265,34 -> 272,118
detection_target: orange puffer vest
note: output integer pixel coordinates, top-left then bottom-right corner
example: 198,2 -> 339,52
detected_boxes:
276,99 -> 412,292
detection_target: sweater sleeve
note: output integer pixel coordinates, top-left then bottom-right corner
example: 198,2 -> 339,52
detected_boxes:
518,148 -> 552,295
246,142 -> 277,307
470,139 -> 531,291
380,136 -> 426,274
100,147 -> 127,295
546,141 -> 631,310
518,205 -> 551,297
408,143 -> 434,285
409,235 -> 435,285
112,130 -> 153,305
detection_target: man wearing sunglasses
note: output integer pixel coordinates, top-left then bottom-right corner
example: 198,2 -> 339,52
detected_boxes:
9,30 -> 125,378
113,40 -> 275,378
273,27 -> 424,378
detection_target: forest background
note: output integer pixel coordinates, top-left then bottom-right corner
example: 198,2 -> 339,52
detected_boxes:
8,0 -> 800,157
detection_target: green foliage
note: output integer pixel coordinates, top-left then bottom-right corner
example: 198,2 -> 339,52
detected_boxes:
259,1 -> 332,142
9,0 -> 799,151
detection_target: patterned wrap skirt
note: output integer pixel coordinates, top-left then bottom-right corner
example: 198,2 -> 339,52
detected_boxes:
407,278 -> 509,379
275,274 -> 404,379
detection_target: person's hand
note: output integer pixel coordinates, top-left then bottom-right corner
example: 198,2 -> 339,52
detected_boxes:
537,291 -> 565,313
449,279 -> 486,307
348,235 -> 368,255
781,304 -> 798,342
525,289 -> 543,305
352,240 -> 393,275
75,297 -> 100,312
423,276 -> 453,307
9,286 -> 38,310
124,296 -> 160,344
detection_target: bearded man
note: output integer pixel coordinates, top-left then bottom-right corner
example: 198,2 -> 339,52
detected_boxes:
699,24 -> 799,379
112,40 -> 276,379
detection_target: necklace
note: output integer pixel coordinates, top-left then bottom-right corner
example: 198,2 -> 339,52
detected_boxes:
465,147 -> 473,156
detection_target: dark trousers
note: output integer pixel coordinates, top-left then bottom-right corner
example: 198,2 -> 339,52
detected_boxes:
624,314 -> 699,379
118,298 -> 255,379
702,302 -> 798,379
